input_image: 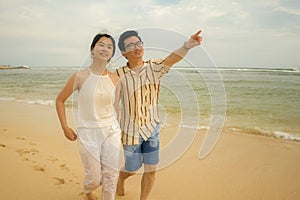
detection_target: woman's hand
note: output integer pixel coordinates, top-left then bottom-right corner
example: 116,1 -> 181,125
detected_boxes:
63,126 -> 78,141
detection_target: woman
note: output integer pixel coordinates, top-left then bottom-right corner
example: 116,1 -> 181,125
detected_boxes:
56,33 -> 121,200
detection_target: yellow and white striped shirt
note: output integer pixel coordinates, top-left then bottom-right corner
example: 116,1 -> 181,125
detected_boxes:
116,59 -> 168,145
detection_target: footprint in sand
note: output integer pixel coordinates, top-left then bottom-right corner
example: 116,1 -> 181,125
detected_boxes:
60,164 -> 70,171
16,148 -> 40,163
48,157 -> 80,186
16,136 -> 26,140
33,165 -> 45,172
0,144 -> 6,148
29,142 -> 37,146
16,148 -> 39,156
16,149 -> 31,156
48,156 -> 59,163
30,148 -> 39,155
53,177 -> 65,185
15,136 -> 37,147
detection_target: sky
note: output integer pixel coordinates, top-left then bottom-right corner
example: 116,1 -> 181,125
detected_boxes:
0,0 -> 300,68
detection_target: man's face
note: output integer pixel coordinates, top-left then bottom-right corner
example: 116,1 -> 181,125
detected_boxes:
122,36 -> 144,60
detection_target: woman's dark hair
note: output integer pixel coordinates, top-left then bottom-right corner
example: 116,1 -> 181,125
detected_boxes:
118,30 -> 142,51
90,33 -> 116,60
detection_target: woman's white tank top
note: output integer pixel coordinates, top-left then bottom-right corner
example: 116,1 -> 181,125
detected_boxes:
76,69 -> 116,128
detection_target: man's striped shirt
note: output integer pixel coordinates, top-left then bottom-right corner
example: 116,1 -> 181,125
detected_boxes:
116,59 -> 168,145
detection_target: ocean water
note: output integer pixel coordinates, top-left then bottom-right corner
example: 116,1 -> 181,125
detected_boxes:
0,66 -> 299,141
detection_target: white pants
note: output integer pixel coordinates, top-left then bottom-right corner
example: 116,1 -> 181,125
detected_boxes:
77,122 -> 121,200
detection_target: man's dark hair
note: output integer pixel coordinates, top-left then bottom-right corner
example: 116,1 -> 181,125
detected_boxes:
118,30 -> 142,51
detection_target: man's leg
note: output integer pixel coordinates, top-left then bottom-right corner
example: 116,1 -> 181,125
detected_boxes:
140,124 -> 160,200
140,164 -> 157,200
117,143 -> 143,196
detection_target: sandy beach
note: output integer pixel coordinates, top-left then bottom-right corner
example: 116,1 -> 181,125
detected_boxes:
1,100 -> 300,200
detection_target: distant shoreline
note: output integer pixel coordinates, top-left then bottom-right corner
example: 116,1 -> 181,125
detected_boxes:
0,65 -> 29,69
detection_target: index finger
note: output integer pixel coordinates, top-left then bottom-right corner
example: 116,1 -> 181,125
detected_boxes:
193,30 -> 202,36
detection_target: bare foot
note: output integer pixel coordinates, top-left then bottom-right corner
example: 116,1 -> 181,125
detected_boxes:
86,192 -> 97,200
116,177 -> 125,196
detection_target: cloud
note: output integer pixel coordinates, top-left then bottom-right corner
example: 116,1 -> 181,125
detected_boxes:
0,0 -> 299,67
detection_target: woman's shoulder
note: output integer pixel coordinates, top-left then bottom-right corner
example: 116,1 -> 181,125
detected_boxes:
70,68 -> 90,88
77,68 -> 89,74
73,68 -> 89,79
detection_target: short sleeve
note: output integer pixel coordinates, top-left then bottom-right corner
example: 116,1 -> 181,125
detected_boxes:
151,58 -> 169,79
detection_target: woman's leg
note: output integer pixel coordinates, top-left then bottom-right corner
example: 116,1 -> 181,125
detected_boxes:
78,140 -> 102,194
101,129 -> 121,200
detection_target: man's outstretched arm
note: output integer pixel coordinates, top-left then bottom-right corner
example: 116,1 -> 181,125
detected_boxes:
164,30 -> 203,68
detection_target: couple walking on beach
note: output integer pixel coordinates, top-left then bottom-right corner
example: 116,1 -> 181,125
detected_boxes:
56,29 -> 202,200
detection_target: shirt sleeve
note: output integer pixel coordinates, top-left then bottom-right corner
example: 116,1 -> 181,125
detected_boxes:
151,58 -> 169,79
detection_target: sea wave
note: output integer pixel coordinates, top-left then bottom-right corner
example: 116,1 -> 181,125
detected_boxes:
27,99 -> 55,106
173,124 -> 300,142
0,97 -> 16,101
173,66 -> 300,74
219,67 -> 300,73
179,124 -> 209,130
273,131 -> 300,141
0,97 -> 56,107
229,127 -> 300,142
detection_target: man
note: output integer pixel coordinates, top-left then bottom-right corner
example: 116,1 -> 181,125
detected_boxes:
115,29 -> 202,200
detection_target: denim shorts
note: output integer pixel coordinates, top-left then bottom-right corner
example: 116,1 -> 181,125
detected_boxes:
123,124 -> 160,172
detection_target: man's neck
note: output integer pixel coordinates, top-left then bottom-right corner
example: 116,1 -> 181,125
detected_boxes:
127,59 -> 144,74
127,59 -> 144,69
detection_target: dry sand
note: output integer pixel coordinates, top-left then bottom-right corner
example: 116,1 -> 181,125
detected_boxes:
1,101 -> 300,200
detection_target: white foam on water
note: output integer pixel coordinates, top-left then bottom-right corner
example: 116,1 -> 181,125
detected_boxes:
274,131 -> 300,141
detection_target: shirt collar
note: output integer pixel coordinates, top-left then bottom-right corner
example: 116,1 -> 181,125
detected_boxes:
124,61 -> 148,74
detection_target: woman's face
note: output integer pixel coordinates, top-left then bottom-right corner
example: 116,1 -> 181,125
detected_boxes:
91,36 -> 114,62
